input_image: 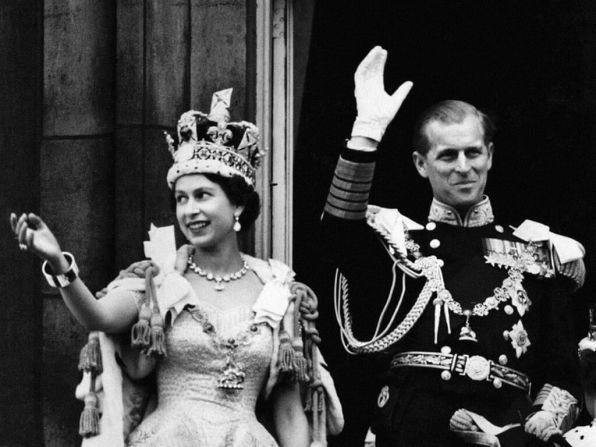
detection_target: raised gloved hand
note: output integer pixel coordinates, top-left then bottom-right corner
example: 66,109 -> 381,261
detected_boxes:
524,410 -> 561,442
351,46 -> 413,143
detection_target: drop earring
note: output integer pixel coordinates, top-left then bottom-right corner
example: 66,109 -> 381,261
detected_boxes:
233,214 -> 241,232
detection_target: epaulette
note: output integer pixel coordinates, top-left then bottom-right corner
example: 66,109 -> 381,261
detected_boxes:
557,257 -> 586,289
365,205 -> 423,258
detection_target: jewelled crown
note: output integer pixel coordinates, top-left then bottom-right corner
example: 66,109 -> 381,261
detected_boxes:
166,88 -> 263,188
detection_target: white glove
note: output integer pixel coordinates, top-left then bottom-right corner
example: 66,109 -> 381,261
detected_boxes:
449,409 -> 480,432
351,46 -> 413,142
524,410 -> 561,442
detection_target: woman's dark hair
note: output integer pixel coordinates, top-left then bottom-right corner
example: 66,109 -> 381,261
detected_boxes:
170,173 -> 260,232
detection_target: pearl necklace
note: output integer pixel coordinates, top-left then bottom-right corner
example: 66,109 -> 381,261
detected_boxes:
187,256 -> 250,291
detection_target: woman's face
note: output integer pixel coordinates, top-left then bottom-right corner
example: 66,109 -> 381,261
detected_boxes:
174,174 -> 242,249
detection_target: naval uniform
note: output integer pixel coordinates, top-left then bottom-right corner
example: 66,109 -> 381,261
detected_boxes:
321,147 -> 584,447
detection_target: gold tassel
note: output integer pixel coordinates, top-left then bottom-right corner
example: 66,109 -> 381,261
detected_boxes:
144,267 -> 166,357
78,333 -> 103,374
315,387 -> 327,446
78,392 -> 100,437
131,303 -> 152,349
278,330 -> 296,375
132,266 -> 160,350
293,350 -> 309,382
317,387 -> 326,412
291,332 -> 309,382
304,387 -> 314,412
146,307 -> 167,357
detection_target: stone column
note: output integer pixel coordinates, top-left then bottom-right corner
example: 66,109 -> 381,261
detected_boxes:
42,1 -> 116,444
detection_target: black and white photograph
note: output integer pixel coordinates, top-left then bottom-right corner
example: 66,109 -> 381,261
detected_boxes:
2,1 -> 596,446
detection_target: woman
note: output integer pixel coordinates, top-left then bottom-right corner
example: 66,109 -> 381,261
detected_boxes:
11,89 -> 340,446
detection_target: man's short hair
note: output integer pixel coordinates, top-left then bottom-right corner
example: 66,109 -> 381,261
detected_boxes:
412,100 -> 496,155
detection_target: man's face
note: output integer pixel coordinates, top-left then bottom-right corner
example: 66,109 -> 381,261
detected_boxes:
412,115 -> 493,212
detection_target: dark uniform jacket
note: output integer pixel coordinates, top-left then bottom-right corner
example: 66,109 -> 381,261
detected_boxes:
321,147 -> 584,447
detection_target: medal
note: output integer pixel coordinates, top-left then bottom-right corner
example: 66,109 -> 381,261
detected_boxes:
458,310 -> 478,343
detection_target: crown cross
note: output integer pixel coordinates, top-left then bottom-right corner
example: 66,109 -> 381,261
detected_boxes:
208,88 -> 233,125
212,91 -> 230,111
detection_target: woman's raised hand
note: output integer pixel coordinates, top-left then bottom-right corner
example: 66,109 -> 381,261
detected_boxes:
10,212 -> 63,263
351,46 -> 413,142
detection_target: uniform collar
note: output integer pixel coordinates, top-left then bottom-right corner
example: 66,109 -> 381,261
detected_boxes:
428,196 -> 494,228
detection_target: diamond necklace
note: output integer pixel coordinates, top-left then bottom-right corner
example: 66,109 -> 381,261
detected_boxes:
187,255 -> 250,291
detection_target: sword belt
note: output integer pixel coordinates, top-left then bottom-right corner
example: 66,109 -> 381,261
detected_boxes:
391,351 -> 531,393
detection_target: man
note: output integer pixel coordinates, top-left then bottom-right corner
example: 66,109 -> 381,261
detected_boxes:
322,46 -> 585,446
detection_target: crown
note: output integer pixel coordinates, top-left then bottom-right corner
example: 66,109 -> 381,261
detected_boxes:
165,88 -> 263,188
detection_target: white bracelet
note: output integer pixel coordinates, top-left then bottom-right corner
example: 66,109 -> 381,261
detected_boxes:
42,252 -> 79,288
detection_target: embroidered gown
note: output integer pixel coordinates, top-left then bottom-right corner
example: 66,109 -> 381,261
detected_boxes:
127,301 -> 278,447
99,254 -> 297,447
78,235 -> 342,447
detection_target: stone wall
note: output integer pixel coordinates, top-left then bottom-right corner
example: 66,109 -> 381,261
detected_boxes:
1,1 -> 252,445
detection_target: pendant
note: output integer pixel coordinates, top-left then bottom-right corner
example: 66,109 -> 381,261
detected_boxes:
459,309 -> 478,343
217,339 -> 245,390
217,361 -> 246,390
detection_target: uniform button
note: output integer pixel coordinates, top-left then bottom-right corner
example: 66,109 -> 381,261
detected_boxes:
426,222 -> 437,231
498,354 -> 508,365
437,259 -> 445,267
504,305 -> 514,315
503,330 -> 510,340
495,225 -> 504,233
430,239 -> 441,249
493,378 -> 503,389
438,290 -> 452,301
377,386 -> 390,408
441,370 -> 452,381
440,346 -> 451,355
